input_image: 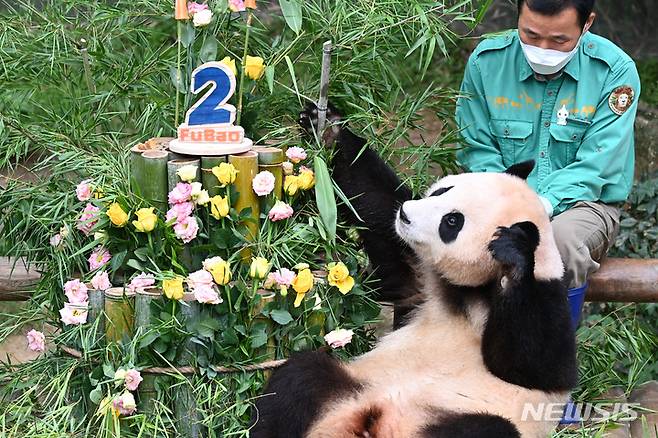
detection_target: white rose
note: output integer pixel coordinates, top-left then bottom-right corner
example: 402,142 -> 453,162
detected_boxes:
176,165 -> 198,182
193,9 -> 212,27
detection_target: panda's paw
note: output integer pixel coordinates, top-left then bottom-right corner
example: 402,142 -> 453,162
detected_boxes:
488,221 -> 540,282
298,101 -> 342,142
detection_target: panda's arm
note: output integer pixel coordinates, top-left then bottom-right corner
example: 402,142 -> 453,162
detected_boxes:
300,103 -> 420,305
483,222 -> 578,392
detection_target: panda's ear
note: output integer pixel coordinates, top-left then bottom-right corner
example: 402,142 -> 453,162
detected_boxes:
504,160 -> 535,180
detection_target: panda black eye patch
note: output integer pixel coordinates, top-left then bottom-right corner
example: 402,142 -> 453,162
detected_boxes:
430,186 -> 453,197
439,212 -> 464,243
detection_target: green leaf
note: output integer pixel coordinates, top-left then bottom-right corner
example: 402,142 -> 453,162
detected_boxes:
180,23 -> 196,48
126,258 -> 143,271
110,250 -> 127,273
265,64 -> 275,94
314,157 -> 337,242
199,36 -> 218,62
250,324 -> 268,348
284,55 -> 302,106
102,363 -> 115,379
278,0 -> 303,34
134,247 -> 149,261
139,330 -> 160,348
89,386 -> 103,405
270,309 -> 294,325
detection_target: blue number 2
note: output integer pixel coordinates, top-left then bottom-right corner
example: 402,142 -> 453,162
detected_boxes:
186,62 -> 237,126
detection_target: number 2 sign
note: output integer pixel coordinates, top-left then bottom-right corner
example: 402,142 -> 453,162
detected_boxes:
185,61 -> 237,126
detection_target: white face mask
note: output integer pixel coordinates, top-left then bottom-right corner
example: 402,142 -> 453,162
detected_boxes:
520,35 -> 582,76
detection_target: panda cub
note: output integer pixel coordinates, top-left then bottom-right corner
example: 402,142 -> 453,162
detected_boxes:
250,104 -> 578,438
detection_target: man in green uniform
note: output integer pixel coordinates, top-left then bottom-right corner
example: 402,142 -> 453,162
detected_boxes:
456,0 -> 640,315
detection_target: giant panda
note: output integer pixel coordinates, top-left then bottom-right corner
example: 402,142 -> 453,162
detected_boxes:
249,104 -> 578,437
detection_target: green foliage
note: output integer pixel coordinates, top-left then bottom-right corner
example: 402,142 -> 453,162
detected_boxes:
611,177 -> 658,259
637,58 -> 658,106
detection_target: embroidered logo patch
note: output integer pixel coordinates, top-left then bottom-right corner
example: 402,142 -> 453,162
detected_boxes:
608,85 -> 635,115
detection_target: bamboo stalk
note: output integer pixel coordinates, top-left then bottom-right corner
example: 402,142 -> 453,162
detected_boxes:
252,290 -> 277,370
229,151 -> 260,249
167,158 -> 201,192
174,292 -> 201,438
87,287 -> 105,341
201,156 -> 227,197
317,40 -> 333,134
138,375 -> 158,414
135,287 -> 162,413
103,287 -> 135,344
132,150 -> 169,212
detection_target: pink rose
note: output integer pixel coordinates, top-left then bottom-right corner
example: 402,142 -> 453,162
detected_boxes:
187,269 -> 214,290
252,171 -> 276,196
166,201 -> 194,223
50,233 -> 63,248
174,216 -> 199,243
75,180 -> 93,201
59,303 -> 88,325
88,246 -> 111,271
187,1 -> 209,14
268,200 -> 294,222
26,329 -> 45,352
127,272 -> 156,293
228,0 -> 245,12
124,369 -> 143,391
77,203 -> 100,236
271,268 -> 296,287
64,279 -> 88,304
112,391 -> 137,416
324,328 -> 354,349
193,285 -> 222,304
168,182 -> 193,205
285,147 -> 307,164
91,271 -> 112,291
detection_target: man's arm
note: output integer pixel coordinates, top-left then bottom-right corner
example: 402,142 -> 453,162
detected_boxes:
455,53 -> 506,173
540,61 -> 641,215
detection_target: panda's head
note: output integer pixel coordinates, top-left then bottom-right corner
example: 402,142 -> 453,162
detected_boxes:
395,161 -> 564,287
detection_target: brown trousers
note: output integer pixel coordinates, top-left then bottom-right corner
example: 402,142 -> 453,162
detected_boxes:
551,201 -> 621,288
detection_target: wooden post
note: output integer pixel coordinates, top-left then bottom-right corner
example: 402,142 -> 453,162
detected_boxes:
317,40 -> 333,134
174,292 -> 201,437
253,147 -> 284,202
201,156 -> 227,197
131,150 -> 169,212
135,287 -> 162,413
103,287 -> 135,344
229,151 -> 260,260
167,158 -> 201,192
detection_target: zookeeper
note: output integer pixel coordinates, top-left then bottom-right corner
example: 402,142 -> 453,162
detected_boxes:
455,0 -> 641,317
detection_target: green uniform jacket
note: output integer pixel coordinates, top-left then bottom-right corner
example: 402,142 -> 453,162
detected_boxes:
456,30 -> 640,216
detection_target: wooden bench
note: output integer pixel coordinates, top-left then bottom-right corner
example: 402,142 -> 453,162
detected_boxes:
1,257 -> 658,302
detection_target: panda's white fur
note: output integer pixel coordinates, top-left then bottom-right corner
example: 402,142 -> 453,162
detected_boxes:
303,172 -> 568,438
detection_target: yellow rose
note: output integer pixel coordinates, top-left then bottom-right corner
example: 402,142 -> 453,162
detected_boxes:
284,175 -> 300,196
244,55 -> 265,80
209,195 -> 229,219
203,256 -> 232,285
211,162 -> 238,187
245,0 -> 257,8
292,268 -> 314,307
249,257 -> 270,279
298,168 -> 315,190
327,262 -> 354,294
132,207 -> 157,233
176,165 -> 198,182
107,203 -> 129,227
220,56 -> 238,77
163,277 -> 184,300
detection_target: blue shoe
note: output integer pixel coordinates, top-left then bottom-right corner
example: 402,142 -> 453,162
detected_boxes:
559,399 -> 582,424
567,284 -> 587,329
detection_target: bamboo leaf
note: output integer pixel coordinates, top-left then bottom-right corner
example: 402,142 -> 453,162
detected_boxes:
265,64 -> 275,94
284,55 -> 302,105
278,0 -> 303,34
313,156 -> 337,242
199,35 -> 218,62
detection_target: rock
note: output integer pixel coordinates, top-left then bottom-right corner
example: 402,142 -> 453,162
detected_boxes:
629,381 -> 658,437
597,387 -> 631,438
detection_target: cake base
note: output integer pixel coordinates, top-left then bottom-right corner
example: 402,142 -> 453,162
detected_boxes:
168,138 -> 253,156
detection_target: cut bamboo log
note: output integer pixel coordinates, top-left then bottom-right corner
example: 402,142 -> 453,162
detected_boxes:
135,287 -> 162,413
132,150 -> 169,212
201,156 -> 227,197
229,151 -> 260,246
254,146 -> 284,201
252,290 -> 276,361
87,287 -> 105,341
174,292 -> 201,437
167,158 -> 201,192
104,287 -> 136,344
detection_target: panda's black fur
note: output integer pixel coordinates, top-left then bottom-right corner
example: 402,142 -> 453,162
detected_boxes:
250,103 -> 578,438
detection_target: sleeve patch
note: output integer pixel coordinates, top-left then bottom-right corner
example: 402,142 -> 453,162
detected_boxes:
608,85 -> 635,115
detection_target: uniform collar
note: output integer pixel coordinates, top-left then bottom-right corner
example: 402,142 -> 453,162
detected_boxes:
517,30 -> 586,82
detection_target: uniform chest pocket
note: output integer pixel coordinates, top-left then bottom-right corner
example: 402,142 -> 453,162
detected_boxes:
549,123 -> 588,169
489,120 -> 534,167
